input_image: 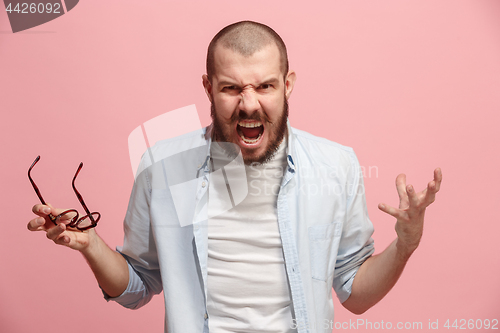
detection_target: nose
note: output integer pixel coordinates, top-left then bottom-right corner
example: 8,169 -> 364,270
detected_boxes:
239,88 -> 260,115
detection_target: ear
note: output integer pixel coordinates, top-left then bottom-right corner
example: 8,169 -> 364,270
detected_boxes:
284,70 -> 297,100
202,74 -> 213,103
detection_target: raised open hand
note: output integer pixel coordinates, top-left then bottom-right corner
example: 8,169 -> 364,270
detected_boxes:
378,168 -> 442,257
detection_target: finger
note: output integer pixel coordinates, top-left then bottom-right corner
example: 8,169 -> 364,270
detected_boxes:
32,203 -> 70,219
378,203 -> 406,220
423,180 -> 437,205
395,174 -> 409,208
420,168 -> 442,206
46,223 -> 66,241
406,184 -> 419,210
433,168 -> 442,192
45,203 -> 68,217
27,216 -> 48,231
57,210 -> 78,224
53,233 -> 71,246
32,204 -> 51,217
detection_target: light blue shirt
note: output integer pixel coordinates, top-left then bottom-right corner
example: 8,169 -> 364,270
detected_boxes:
106,121 -> 374,333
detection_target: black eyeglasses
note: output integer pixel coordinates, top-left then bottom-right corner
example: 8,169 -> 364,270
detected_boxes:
28,155 -> 101,231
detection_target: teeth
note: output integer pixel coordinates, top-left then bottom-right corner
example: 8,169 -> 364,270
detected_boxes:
238,121 -> 262,128
239,132 -> 262,144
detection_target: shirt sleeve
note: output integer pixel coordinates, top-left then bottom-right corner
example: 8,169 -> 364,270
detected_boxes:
102,160 -> 163,309
332,151 -> 375,303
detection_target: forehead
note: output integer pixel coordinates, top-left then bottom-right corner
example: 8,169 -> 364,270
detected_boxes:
212,43 -> 282,84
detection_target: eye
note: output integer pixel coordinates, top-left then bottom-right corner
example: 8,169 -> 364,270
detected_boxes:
222,85 -> 237,91
259,84 -> 272,90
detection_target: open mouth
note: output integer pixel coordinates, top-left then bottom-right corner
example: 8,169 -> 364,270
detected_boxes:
236,121 -> 264,145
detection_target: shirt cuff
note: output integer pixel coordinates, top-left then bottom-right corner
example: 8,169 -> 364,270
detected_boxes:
333,243 -> 375,303
100,251 -> 148,309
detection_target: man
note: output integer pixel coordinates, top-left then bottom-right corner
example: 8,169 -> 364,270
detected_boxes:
28,21 -> 442,333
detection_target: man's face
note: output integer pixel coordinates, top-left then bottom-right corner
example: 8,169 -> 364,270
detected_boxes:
203,44 -> 296,165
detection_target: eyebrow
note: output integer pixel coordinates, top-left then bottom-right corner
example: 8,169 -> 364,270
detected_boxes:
217,77 -> 281,89
259,78 -> 280,86
217,81 -> 238,88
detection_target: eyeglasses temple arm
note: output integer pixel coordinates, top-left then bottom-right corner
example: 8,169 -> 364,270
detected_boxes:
28,156 -> 57,224
72,162 -> 95,222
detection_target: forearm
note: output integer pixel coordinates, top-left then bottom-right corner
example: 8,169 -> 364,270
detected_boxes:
342,169 -> 441,314
80,230 -> 129,298
342,238 -> 413,314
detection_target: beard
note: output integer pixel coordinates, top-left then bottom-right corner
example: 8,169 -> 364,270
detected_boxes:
210,97 -> 289,166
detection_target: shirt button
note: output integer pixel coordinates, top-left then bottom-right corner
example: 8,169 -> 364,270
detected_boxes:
202,181 -> 206,188
204,313 -> 208,319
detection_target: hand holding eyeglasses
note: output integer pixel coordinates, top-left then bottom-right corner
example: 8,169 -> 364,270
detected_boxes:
27,156 -> 101,250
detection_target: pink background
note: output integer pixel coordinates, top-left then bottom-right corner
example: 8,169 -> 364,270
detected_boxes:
1,0 -> 499,332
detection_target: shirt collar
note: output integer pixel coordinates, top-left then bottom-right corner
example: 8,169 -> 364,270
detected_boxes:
285,119 -> 296,173
198,124 -> 213,172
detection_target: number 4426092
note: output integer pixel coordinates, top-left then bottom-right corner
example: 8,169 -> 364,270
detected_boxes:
5,3 -> 62,14
444,319 -> 498,330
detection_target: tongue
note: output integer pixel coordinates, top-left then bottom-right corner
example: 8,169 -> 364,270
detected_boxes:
240,126 -> 262,139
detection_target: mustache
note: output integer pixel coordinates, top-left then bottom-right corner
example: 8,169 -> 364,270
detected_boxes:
229,110 -> 271,124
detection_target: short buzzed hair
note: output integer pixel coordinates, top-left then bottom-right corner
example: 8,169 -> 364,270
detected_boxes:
206,21 -> 289,82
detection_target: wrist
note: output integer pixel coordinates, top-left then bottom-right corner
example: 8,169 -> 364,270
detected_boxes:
79,229 -> 101,258
395,238 -> 418,261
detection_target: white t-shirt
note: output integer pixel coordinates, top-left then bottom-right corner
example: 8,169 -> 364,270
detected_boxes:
207,137 -> 295,333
